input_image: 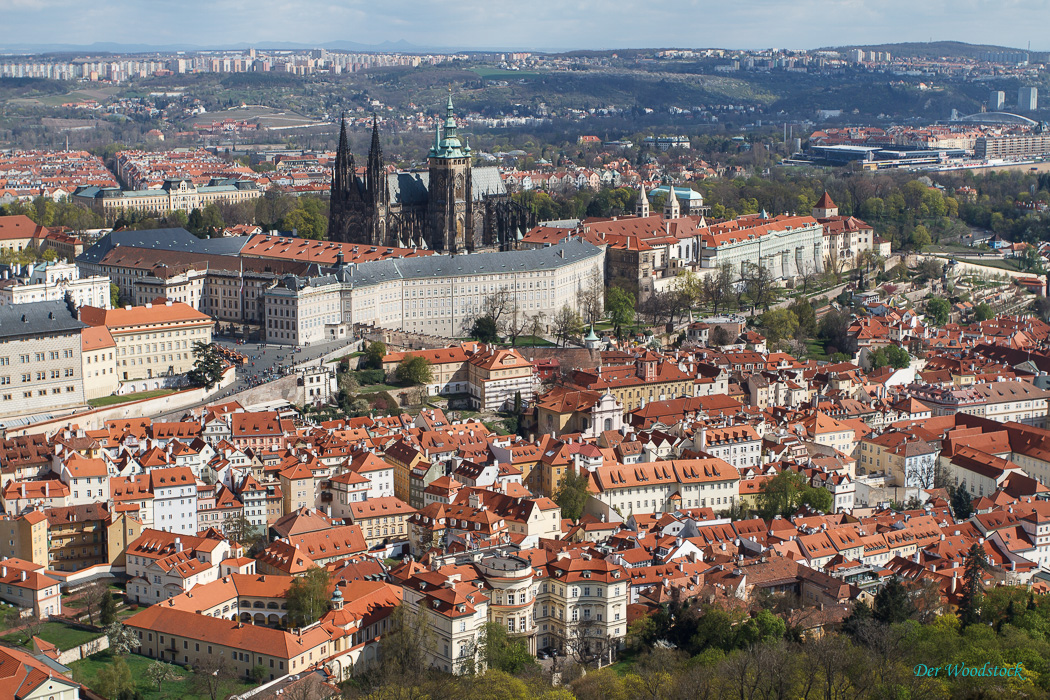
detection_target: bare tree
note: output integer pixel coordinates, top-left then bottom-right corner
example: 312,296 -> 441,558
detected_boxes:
579,268 -> 605,326
193,655 -> 236,700
499,298 -> 532,346
551,305 -> 583,347
79,580 -> 109,626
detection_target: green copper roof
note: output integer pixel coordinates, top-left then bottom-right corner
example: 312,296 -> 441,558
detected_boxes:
429,89 -> 471,160
584,325 -> 599,341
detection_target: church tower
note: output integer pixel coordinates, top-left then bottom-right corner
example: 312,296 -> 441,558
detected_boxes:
366,116 -> 389,245
636,185 -> 650,218
427,90 -> 473,253
329,115 -> 359,243
663,184 -> 680,220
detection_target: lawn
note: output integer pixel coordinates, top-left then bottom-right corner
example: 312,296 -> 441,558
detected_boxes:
0,621 -> 101,650
507,335 -> 555,347
70,651 -> 253,700
805,339 -> 829,361
358,382 -> 402,393
88,389 -> 176,408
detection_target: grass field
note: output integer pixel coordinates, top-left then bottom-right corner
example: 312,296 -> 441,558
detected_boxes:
70,651 -> 254,700
0,621 -> 101,650
508,335 -> 555,347
88,389 -> 176,408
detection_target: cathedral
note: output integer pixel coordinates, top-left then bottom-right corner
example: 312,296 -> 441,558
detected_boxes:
328,92 -> 534,252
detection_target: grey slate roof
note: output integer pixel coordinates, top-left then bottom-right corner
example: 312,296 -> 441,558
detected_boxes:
0,301 -> 86,340
77,228 -> 250,265
386,166 -> 506,206
337,237 -> 602,289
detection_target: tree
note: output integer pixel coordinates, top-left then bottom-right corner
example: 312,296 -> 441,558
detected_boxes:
915,258 -> 943,282
96,658 -> 135,700
250,665 -> 268,683
579,268 -> 605,325
959,544 -> 989,627
974,302 -> 995,321
607,287 -> 636,338
757,308 -> 798,345
286,566 -> 331,628
110,283 -> 121,308
145,661 -> 179,692
925,297 -> 950,327
554,468 -> 590,521
395,355 -> 433,387
106,623 -> 139,655
479,622 -> 536,675
552,304 -> 584,347
742,262 -> 776,313
80,580 -> 109,625
187,342 -> 225,390
192,655 -> 236,700
869,345 -> 910,370
99,587 -> 117,626
758,469 -> 830,518
470,315 -> 500,343
911,225 -> 931,251
788,297 -> 817,337
951,484 -> 973,520
223,513 -> 258,546
873,579 -> 915,625
711,326 -> 731,346
363,341 -> 386,370
814,308 -> 851,357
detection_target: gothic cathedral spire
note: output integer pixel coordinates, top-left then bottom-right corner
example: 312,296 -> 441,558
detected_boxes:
367,114 -> 388,206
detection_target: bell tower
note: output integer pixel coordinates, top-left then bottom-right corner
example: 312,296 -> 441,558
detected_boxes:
427,90 -> 473,253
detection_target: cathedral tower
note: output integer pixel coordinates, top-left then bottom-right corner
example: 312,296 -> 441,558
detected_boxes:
329,115 -> 360,243
427,90 -> 473,253
365,115 -> 389,245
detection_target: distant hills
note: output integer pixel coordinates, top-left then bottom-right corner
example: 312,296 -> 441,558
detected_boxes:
825,40 -> 1036,59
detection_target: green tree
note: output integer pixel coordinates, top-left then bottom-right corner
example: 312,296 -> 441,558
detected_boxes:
96,658 -> 135,699
187,341 -> 226,390
758,470 -> 811,519
757,308 -> 799,345
395,355 -> 433,386
788,297 -> 817,337
479,622 -> 536,675
974,302 -> 995,321
801,484 -> 834,513
471,315 -> 500,343
607,287 -> 636,338
555,468 -> 591,521
99,587 -> 117,626
110,283 -> 121,308
363,341 -> 386,369
951,485 -> 973,520
959,544 -> 989,627
873,579 -> 915,624
869,345 -> 910,370
926,297 -> 950,327
286,566 -> 331,628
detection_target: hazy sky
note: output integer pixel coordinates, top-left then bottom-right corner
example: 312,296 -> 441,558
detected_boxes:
0,0 -> 1046,51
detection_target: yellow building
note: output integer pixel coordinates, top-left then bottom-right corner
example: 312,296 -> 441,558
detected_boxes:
79,300 -> 214,391
0,510 -> 48,568
345,496 -> 416,549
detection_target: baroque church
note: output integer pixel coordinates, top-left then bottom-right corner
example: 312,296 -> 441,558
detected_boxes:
328,92 -> 535,253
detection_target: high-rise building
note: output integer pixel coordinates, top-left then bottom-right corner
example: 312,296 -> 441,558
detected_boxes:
989,90 -> 1006,110
1019,86 -> 1039,111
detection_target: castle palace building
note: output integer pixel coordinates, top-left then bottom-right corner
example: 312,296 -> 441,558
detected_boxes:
328,93 -> 534,253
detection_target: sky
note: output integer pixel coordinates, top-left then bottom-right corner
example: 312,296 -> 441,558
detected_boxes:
0,0 -> 1047,52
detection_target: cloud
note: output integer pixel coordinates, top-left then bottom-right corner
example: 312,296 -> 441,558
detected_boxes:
0,0 -> 1046,51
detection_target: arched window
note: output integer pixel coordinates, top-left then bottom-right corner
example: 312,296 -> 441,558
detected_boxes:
604,418 -> 612,431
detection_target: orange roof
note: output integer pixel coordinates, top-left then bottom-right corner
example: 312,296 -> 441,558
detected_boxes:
80,325 -> 115,352
79,301 -> 211,330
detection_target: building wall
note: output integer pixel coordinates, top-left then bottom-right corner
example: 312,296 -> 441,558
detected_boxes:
0,329 -> 85,419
